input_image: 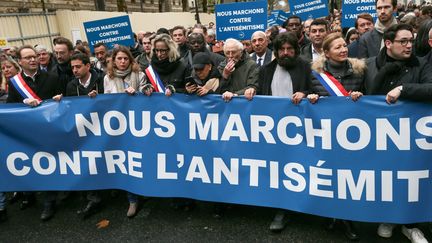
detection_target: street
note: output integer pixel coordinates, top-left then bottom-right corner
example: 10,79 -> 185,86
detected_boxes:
0,191 -> 423,242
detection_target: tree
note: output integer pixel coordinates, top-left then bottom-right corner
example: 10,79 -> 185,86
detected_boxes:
182,0 -> 189,11
117,0 -> 127,12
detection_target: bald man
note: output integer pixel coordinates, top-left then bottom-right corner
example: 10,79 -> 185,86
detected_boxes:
250,31 -> 273,66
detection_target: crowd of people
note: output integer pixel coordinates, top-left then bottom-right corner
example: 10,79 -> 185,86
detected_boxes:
1,0 -> 432,242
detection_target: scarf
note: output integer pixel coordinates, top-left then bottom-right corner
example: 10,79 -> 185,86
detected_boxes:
112,66 -> 139,93
373,48 -> 418,94
151,56 -> 181,75
375,17 -> 398,49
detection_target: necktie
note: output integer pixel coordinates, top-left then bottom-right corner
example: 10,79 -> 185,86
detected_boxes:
257,57 -> 262,66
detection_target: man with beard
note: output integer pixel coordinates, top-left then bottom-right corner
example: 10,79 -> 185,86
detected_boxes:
53,37 -> 74,94
358,0 -> 398,58
94,42 -> 108,74
182,33 -> 224,75
300,19 -> 330,63
171,25 -> 189,58
244,33 -> 311,105
218,38 -> 259,101
243,32 -> 311,232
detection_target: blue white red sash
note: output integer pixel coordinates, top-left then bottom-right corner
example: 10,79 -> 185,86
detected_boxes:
145,65 -> 165,93
312,70 -> 349,97
9,73 -> 42,101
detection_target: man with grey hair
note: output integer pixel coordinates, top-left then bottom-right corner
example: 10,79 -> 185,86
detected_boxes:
35,44 -> 57,73
218,38 -> 259,101
251,30 -> 273,66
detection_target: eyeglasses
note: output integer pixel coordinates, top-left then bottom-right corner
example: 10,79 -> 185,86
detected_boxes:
21,55 -> 38,61
393,39 -> 415,46
154,49 -> 169,54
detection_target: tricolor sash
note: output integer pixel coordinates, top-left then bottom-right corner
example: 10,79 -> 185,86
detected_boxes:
145,65 -> 165,93
312,70 -> 349,97
9,73 -> 42,101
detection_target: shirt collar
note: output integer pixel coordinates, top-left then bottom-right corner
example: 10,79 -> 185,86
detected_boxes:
79,73 -> 92,89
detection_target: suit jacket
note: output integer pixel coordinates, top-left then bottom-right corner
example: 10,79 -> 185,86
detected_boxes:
251,48 -> 273,66
7,70 -> 61,103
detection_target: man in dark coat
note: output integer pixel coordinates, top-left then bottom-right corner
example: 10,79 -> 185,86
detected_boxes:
250,31 -> 273,66
182,33 -> 224,75
244,32 -> 312,232
7,45 -> 61,105
52,37 -> 75,95
65,53 -> 104,97
246,32 -> 311,101
367,25 -> 431,242
7,45 -> 61,221
300,19 -> 329,63
365,23 -> 432,104
357,0 -> 398,58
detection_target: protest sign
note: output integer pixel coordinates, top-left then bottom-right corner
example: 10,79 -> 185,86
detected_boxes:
289,0 -> 329,21
1,94 -> 432,224
341,0 -> 377,27
276,11 -> 289,25
84,15 -> 134,52
215,1 -> 267,40
268,17 -> 277,27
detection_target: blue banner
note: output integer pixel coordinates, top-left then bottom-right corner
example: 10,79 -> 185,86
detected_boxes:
84,15 -> 134,53
341,0 -> 377,28
1,94 -> 432,224
289,0 -> 329,21
215,1 -> 267,41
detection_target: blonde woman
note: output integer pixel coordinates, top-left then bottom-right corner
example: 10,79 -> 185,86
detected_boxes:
140,34 -> 189,96
1,56 -> 21,103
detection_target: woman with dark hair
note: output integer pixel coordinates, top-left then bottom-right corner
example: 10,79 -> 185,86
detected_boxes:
414,19 -> 432,57
140,34 -> 189,96
345,28 -> 359,45
103,46 -> 145,218
307,33 -> 366,241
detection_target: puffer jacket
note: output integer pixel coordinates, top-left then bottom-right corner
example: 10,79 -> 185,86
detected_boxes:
310,56 -> 366,96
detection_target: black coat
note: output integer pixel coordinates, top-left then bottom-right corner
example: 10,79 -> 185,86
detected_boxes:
7,71 -> 61,103
65,69 -> 104,97
357,29 -> 382,58
311,57 -> 366,96
145,57 -> 190,93
365,48 -> 432,101
299,43 -> 313,64
256,58 -> 311,96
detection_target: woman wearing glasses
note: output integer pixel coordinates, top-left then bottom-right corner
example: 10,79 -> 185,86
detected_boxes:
140,34 -> 189,96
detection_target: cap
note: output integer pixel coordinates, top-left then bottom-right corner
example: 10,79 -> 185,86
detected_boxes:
192,52 -> 212,69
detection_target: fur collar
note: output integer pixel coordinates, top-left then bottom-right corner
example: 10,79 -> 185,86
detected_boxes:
311,55 -> 366,75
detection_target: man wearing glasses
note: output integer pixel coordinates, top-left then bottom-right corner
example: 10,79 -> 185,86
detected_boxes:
7,45 -> 61,106
6,45 -> 61,221
365,23 -> 432,105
